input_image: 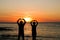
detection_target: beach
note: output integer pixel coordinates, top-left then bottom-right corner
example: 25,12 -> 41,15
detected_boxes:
0,22 -> 60,40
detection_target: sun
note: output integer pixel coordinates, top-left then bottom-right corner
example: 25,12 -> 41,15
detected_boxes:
24,17 -> 32,22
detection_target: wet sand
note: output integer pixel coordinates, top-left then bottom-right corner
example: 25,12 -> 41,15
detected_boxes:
0,34 -> 60,40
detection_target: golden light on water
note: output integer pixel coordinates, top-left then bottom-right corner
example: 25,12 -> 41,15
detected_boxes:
24,17 -> 32,22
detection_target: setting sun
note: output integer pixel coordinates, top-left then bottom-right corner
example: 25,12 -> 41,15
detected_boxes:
24,17 -> 32,22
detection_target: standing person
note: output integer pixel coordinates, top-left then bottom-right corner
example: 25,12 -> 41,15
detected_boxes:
17,18 -> 26,40
30,20 -> 38,40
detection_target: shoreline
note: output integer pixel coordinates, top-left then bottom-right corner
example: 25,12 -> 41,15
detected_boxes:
0,34 -> 60,38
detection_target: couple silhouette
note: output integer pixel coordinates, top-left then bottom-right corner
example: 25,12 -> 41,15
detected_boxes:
17,18 -> 38,40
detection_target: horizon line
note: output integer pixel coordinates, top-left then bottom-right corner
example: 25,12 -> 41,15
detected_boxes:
0,22 -> 60,24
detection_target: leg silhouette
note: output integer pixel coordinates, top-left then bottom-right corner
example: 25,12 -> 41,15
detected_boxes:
22,29 -> 24,40
18,32 -> 20,40
32,27 -> 36,40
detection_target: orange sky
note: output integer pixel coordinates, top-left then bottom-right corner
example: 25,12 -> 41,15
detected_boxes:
0,0 -> 60,22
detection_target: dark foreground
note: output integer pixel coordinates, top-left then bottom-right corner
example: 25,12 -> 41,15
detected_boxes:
0,22 -> 60,40
0,35 -> 60,40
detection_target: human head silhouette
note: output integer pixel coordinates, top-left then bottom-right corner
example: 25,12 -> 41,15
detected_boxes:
17,18 -> 26,25
19,21 -> 24,24
30,20 -> 38,26
33,22 -> 35,25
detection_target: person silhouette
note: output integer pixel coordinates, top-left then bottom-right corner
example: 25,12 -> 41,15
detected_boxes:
17,18 -> 26,40
30,20 -> 38,40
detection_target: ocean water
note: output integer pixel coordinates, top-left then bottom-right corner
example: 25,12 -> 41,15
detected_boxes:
0,22 -> 60,40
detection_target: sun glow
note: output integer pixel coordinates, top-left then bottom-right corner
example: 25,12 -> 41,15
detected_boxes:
24,17 -> 32,22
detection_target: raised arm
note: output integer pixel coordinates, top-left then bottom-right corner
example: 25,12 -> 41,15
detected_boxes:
35,21 -> 38,26
30,21 -> 32,26
17,18 -> 21,24
30,20 -> 38,26
23,19 -> 26,25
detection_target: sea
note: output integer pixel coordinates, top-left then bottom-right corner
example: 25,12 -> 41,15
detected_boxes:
0,22 -> 60,40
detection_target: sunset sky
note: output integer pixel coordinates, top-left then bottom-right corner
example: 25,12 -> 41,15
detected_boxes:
0,0 -> 60,22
